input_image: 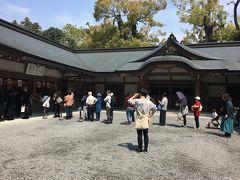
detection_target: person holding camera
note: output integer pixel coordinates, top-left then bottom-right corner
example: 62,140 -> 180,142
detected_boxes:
128,88 -> 157,154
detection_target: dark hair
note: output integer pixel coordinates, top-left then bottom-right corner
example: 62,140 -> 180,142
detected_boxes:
106,90 -> 111,94
222,94 -> 231,101
139,88 -> 148,97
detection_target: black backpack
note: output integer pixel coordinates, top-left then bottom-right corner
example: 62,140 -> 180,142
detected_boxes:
110,96 -> 116,109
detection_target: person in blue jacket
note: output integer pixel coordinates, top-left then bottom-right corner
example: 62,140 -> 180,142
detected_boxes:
95,93 -> 102,121
220,94 -> 234,138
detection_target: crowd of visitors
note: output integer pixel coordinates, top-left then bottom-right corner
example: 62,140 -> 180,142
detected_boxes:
0,87 -> 32,121
0,86 -> 239,153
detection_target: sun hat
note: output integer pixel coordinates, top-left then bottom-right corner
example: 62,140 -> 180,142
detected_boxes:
195,96 -> 200,100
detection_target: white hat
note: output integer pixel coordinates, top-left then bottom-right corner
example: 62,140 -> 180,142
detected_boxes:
195,96 -> 200,100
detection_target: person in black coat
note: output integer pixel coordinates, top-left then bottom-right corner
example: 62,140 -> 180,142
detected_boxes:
15,87 -> 23,117
6,90 -> 15,120
0,90 -> 7,120
22,87 -> 31,119
53,91 -> 62,118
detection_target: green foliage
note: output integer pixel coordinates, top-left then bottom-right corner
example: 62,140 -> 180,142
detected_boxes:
42,27 -> 65,44
93,0 -> 167,40
82,21 -> 153,48
173,0 -> 227,42
62,24 -> 87,49
13,17 -> 42,35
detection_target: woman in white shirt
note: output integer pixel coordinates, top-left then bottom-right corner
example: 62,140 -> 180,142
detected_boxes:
42,94 -> 50,119
128,88 -> 157,154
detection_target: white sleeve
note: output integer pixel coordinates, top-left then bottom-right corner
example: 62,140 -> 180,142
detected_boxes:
128,99 -> 137,106
104,96 -> 110,102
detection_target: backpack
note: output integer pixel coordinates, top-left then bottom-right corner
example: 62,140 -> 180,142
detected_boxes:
110,96 -> 116,109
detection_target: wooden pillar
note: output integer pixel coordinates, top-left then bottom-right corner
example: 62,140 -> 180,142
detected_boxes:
169,75 -> 173,106
122,76 -> 126,95
104,77 -> 107,92
138,75 -> 146,90
195,75 -> 200,96
225,73 -> 228,93
60,71 -> 66,94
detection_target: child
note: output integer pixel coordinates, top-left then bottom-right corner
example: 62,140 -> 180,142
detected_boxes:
206,109 -> 220,128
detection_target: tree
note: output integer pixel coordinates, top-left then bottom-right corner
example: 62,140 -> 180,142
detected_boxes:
62,24 -> 87,49
173,0 -> 227,42
42,27 -> 65,44
228,0 -> 240,40
13,17 -> 42,35
93,0 -> 167,40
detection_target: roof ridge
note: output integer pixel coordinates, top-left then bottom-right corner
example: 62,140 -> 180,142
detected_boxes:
0,19 -> 73,52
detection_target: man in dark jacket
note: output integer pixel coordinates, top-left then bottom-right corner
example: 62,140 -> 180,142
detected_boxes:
22,87 -> 31,119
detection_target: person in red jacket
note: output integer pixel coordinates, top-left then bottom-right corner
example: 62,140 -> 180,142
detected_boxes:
192,96 -> 202,129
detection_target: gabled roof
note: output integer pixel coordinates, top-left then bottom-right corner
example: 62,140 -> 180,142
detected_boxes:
116,55 -> 227,72
133,34 -> 220,62
0,19 -> 240,73
0,19 -> 94,72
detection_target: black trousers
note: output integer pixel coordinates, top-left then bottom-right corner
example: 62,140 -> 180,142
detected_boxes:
159,110 -> 166,125
137,129 -> 149,151
54,104 -> 60,117
87,105 -> 95,121
183,115 -> 187,126
194,116 -> 200,128
23,105 -> 30,119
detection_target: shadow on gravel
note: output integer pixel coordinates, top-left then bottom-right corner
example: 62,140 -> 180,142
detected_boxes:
185,126 -> 195,129
234,128 -> 240,135
118,143 -> 138,151
166,123 -> 183,128
100,119 -> 110,124
206,131 -> 223,137
120,121 -> 129,125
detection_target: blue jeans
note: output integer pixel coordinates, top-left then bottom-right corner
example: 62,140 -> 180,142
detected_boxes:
126,107 -> 135,123
66,106 -> 72,119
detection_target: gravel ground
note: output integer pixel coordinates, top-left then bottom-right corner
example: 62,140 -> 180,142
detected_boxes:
0,111 -> 240,180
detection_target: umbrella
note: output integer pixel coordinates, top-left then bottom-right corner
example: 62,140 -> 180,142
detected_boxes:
176,91 -> 187,105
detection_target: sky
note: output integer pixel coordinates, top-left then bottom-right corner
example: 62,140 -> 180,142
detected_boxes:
0,0 -> 236,41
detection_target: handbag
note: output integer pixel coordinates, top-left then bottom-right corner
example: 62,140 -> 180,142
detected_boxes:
182,106 -> 189,116
135,110 -> 149,129
56,97 -> 63,104
177,112 -> 183,121
21,105 -> 25,113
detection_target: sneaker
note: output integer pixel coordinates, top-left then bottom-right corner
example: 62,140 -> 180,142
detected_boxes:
135,148 -> 142,153
127,122 -> 133,126
143,149 -> 148,154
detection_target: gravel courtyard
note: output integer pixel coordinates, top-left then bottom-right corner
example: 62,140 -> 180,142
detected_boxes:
0,111 -> 240,180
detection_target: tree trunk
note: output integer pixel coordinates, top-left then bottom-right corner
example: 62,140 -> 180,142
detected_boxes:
131,23 -> 138,38
234,0 -> 240,30
116,14 -> 128,40
203,16 -> 214,42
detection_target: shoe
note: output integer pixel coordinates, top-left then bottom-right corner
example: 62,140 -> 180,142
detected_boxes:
136,148 -> 142,153
143,149 -> 148,154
